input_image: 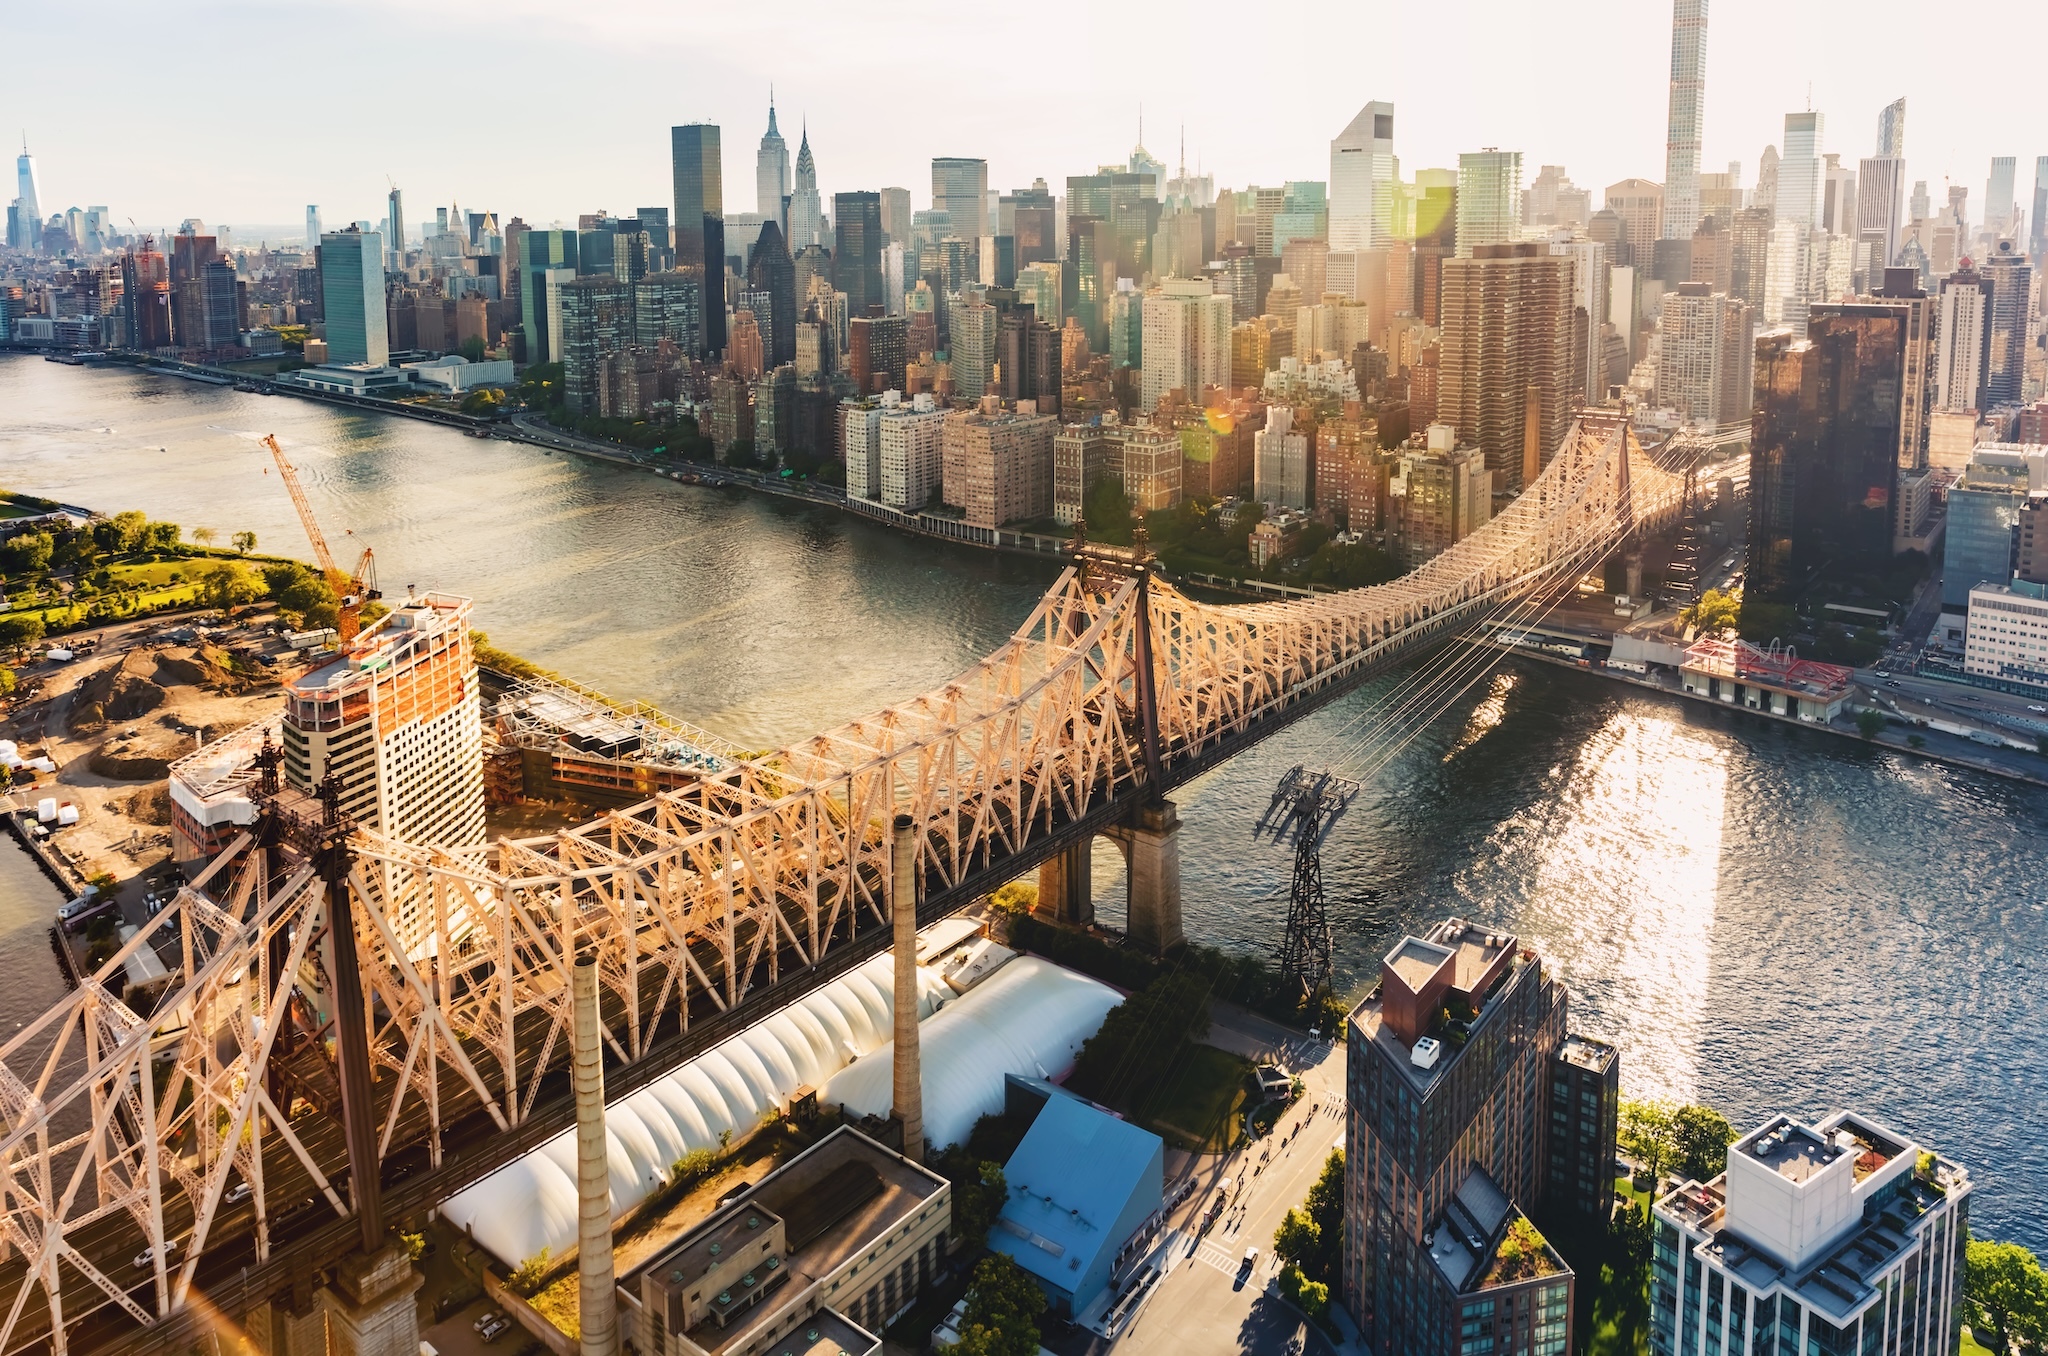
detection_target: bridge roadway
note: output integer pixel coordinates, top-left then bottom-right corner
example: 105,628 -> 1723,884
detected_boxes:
1,417 -> 1702,1354
21,573 -> 1525,1356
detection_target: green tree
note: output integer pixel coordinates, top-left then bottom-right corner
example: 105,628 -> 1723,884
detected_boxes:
1274,1207 -> 1320,1268
1672,1104 -> 1737,1183
1857,708 -> 1887,740
141,521 -> 181,551
948,1160 -> 1007,1245
956,1254 -> 1046,1356
460,336 -> 487,362
1737,599 -> 1799,643
460,386 -> 504,416
231,531 -> 257,555
198,563 -> 262,612
2,532 -> 54,574
1965,1237 -> 2048,1356
91,510 -> 148,555
1682,588 -> 1742,632
0,668 -> 14,695
1081,476 -> 1135,543
0,615 -> 46,651
261,560 -> 340,629
519,362 -> 565,411
1618,1099 -> 1678,1191
192,527 -> 219,548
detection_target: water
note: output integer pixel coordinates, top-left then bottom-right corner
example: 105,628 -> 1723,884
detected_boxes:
4,354 -> 2042,1248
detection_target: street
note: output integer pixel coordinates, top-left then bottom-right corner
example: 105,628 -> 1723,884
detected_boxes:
1113,1008 -> 1349,1356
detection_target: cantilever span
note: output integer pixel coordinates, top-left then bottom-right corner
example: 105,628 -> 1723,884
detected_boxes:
0,416 -> 1694,1355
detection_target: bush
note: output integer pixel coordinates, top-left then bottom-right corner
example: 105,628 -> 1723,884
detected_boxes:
506,1247 -> 552,1297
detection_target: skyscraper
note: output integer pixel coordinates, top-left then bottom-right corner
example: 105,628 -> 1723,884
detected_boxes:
747,220 -> 797,368
1455,151 -> 1523,256
1344,920 -> 1581,1356
386,186 -> 406,268
834,191 -> 884,318
1438,243 -> 1573,494
932,158 -> 990,241
1330,101 -> 1396,250
786,125 -> 825,254
305,205 -> 322,247
15,137 -> 41,249
879,187 -> 912,248
1777,112 -> 1825,228
1660,0 -> 1708,240
319,228 -> 389,367
1875,97 -> 1906,159
559,276 -> 632,415
1857,156 -> 1905,275
756,96 -> 790,230
1984,157 -> 2018,238
672,123 -> 726,361
521,229 -> 578,364
1655,283 -> 1754,430
1981,238 -> 2032,407
2031,156 -> 2048,262
1934,266 -> 1993,413
1139,278 -> 1232,413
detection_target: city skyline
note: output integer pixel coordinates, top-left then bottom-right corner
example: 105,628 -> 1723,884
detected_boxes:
3,0 -> 2035,234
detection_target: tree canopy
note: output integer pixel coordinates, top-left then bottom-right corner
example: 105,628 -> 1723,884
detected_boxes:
1621,1099 -> 1737,1190
261,560 -> 340,630
1965,1237 -> 2048,1355
955,1254 -> 1045,1356
1682,588 -> 1741,633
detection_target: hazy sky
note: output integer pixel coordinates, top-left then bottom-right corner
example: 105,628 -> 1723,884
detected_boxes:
6,0 -> 2039,237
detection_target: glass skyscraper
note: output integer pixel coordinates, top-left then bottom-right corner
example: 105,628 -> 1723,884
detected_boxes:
318,228 -> 388,367
671,123 -> 725,361
1660,0 -> 1708,240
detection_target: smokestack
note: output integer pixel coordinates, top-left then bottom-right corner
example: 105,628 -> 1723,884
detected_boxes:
890,813 -> 925,1163
1522,382 -> 1542,490
573,954 -> 619,1356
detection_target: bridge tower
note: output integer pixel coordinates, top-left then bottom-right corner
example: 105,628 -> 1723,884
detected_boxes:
1260,767 -> 1359,997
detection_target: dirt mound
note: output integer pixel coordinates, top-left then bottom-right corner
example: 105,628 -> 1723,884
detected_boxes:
90,725 -> 192,781
153,651 -> 213,687
71,652 -> 167,730
116,784 -> 172,827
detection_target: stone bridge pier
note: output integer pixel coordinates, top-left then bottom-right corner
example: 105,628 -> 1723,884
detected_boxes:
1035,799 -> 1184,954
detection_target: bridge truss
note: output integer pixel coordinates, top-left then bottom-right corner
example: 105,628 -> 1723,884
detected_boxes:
0,417 -> 1697,1354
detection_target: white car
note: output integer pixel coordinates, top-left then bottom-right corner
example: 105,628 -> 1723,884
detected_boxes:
225,1181 -> 253,1205
133,1239 -> 180,1270
473,1311 -> 505,1334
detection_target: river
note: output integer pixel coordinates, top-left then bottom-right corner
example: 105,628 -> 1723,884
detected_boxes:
3,353 -> 2042,1249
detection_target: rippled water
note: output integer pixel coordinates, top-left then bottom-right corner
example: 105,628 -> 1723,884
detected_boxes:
5,354 -> 2041,1248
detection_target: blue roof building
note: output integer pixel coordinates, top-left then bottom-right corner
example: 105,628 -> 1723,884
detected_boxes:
990,1092 -> 1164,1318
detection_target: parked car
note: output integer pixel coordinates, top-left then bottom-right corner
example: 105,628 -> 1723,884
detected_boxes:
474,1311 -> 505,1334
59,891 -> 118,933
479,1318 -> 511,1344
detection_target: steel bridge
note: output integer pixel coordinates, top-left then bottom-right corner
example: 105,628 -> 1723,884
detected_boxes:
0,416 -> 1703,1354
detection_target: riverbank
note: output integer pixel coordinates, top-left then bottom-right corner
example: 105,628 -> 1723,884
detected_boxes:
1494,642 -> 2048,789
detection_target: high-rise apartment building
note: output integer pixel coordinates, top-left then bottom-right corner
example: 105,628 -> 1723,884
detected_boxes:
1660,0 -> 1708,240
1777,112 -> 1825,228
319,228 -> 389,367
1980,238 -> 2032,408
1542,1037 -> 1618,1239
947,291 -> 996,399
634,271 -> 702,352
1389,424 -> 1494,566
1656,284 -> 1754,430
1649,1112 -> 1970,1356
1345,919 -> 1590,1356
1456,151 -> 1523,256
756,97 -> 789,229
560,276 -> 632,414
932,158 -> 989,241
877,392 -> 947,511
1120,421 -> 1183,510
1604,180 -> 1665,270
1254,404 -> 1310,509
941,397 -> 1057,528
1052,422 -> 1110,526
281,592 -> 485,852
1935,266 -> 1994,413
1139,278 -> 1233,414
1330,101 -> 1396,250
671,123 -> 726,360
834,192 -> 884,318
1437,243 -> 1573,495
994,294 -> 1061,416
847,314 -> 906,395
1857,156 -> 1905,276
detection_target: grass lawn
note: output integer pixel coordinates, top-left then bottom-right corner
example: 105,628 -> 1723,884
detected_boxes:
1584,1184 -> 1653,1356
1960,1328 -> 1997,1356
1142,1043 -> 1252,1151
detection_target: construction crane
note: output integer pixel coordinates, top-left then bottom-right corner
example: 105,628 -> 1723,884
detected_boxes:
261,434 -> 380,642
1255,765 -> 1361,998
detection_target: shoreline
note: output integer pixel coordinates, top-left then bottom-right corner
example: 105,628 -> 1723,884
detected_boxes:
1494,644 -> 2048,791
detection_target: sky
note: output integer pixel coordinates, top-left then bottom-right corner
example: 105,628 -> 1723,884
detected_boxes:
5,0 -> 2041,238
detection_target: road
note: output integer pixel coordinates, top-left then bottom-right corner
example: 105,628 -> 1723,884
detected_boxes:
1114,1009 -> 1350,1356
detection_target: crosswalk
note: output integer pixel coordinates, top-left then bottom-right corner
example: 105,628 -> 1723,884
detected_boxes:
1192,1239 -> 1241,1276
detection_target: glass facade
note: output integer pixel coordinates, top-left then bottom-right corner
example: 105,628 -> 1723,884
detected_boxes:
1942,487 -> 2018,608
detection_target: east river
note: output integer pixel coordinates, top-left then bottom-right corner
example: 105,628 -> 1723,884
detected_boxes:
3,353 -> 2043,1248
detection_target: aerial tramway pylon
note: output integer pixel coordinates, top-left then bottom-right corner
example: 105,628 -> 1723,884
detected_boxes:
1256,764 -> 1361,998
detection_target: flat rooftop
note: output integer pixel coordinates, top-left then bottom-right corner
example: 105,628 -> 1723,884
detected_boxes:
287,593 -> 470,697
1742,1122 -> 1842,1183
1558,1034 -> 1616,1072
628,1128 -> 946,1356
1386,937 -> 1454,990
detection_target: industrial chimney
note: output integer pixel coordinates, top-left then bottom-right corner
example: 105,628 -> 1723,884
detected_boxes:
890,814 -> 925,1163
572,954 -> 619,1356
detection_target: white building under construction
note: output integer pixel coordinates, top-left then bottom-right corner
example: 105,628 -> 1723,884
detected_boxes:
279,591 -> 485,847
